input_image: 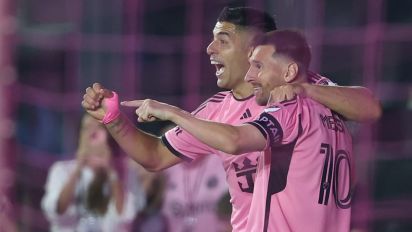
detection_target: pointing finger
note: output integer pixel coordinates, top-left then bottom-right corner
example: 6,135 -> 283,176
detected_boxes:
120,100 -> 145,107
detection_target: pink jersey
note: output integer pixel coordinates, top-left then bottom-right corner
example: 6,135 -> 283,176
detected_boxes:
245,96 -> 353,232
162,155 -> 228,232
163,91 -> 265,231
162,73 -> 334,232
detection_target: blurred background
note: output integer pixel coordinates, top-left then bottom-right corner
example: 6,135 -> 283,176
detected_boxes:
0,0 -> 412,231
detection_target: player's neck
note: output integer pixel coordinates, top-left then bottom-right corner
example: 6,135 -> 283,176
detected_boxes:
293,75 -> 307,85
231,82 -> 254,99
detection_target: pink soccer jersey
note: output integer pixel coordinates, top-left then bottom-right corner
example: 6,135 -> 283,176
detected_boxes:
245,96 -> 353,232
162,72 -> 335,232
163,91 -> 265,231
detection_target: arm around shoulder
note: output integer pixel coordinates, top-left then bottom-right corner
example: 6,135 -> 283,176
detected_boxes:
303,83 -> 382,122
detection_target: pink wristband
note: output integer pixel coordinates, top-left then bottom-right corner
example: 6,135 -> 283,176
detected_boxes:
101,91 -> 120,124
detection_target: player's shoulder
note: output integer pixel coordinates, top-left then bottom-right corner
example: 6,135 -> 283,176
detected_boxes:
264,97 -> 299,113
192,91 -> 231,115
262,96 -> 316,120
206,91 -> 231,102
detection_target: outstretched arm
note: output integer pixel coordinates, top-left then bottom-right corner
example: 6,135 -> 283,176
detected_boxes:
105,114 -> 181,171
269,83 -> 381,122
122,99 -> 266,155
81,83 -> 181,171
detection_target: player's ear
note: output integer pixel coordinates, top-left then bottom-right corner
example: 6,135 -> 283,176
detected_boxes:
284,62 -> 298,83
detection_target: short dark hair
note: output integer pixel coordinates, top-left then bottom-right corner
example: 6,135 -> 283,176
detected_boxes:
252,29 -> 311,71
217,7 -> 277,32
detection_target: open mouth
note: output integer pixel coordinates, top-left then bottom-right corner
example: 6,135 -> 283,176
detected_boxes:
252,84 -> 262,95
211,60 -> 225,77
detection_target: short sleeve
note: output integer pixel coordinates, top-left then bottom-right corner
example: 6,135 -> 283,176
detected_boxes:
162,91 -> 229,161
162,125 -> 218,161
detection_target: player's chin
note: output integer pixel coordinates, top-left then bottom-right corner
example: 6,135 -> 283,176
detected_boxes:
216,79 -> 227,89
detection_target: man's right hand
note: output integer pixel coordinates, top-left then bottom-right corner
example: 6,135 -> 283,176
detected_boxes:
121,99 -> 182,122
81,83 -> 115,122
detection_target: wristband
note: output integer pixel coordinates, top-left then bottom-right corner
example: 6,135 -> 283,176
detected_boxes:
101,91 -> 120,124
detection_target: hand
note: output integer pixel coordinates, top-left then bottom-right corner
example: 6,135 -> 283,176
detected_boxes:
267,83 -> 305,105
77,144 -> 111,169
86,153 -> 111,170
81,83 -> 117,122
121,99 -> 178,122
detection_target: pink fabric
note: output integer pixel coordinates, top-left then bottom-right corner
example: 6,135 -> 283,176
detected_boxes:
164,91 -> 265,232
163,74 -> 335,232
102,91 -> 120,124
162,155 -> 228,232
246,95 -> 353,232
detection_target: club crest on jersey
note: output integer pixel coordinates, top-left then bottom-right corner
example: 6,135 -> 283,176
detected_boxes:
233,157 -> 259,193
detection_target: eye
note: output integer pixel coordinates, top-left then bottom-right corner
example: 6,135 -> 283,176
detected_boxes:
220,39 -> 227,45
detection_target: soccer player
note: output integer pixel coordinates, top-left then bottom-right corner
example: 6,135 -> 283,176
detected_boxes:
127,29 -> 353,232
82,7 -> 379,231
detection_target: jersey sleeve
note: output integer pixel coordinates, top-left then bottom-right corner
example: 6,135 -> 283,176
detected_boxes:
162,126 -> 217,162
246,98 -> 302,149
161,92 -> 229,161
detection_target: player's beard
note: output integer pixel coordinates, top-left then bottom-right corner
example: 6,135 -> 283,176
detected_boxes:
86,167 -> 110,215
255,90 -> 269,106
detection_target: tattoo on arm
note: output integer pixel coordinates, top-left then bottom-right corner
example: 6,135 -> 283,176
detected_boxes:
108,117 -> 131,137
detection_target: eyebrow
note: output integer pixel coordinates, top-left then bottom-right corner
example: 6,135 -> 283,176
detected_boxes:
215,31 -> 231,37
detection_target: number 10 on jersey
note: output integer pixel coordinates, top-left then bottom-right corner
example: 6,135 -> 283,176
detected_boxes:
318,143 -> 352,209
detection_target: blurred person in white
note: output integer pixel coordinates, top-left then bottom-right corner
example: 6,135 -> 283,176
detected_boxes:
41,114 -> 145,232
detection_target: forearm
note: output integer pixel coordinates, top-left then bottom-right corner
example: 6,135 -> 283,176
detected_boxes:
57,166 -> 81,214
303,83 -> 382,122
105,113 -> 174,171
168,109 -> 254,155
